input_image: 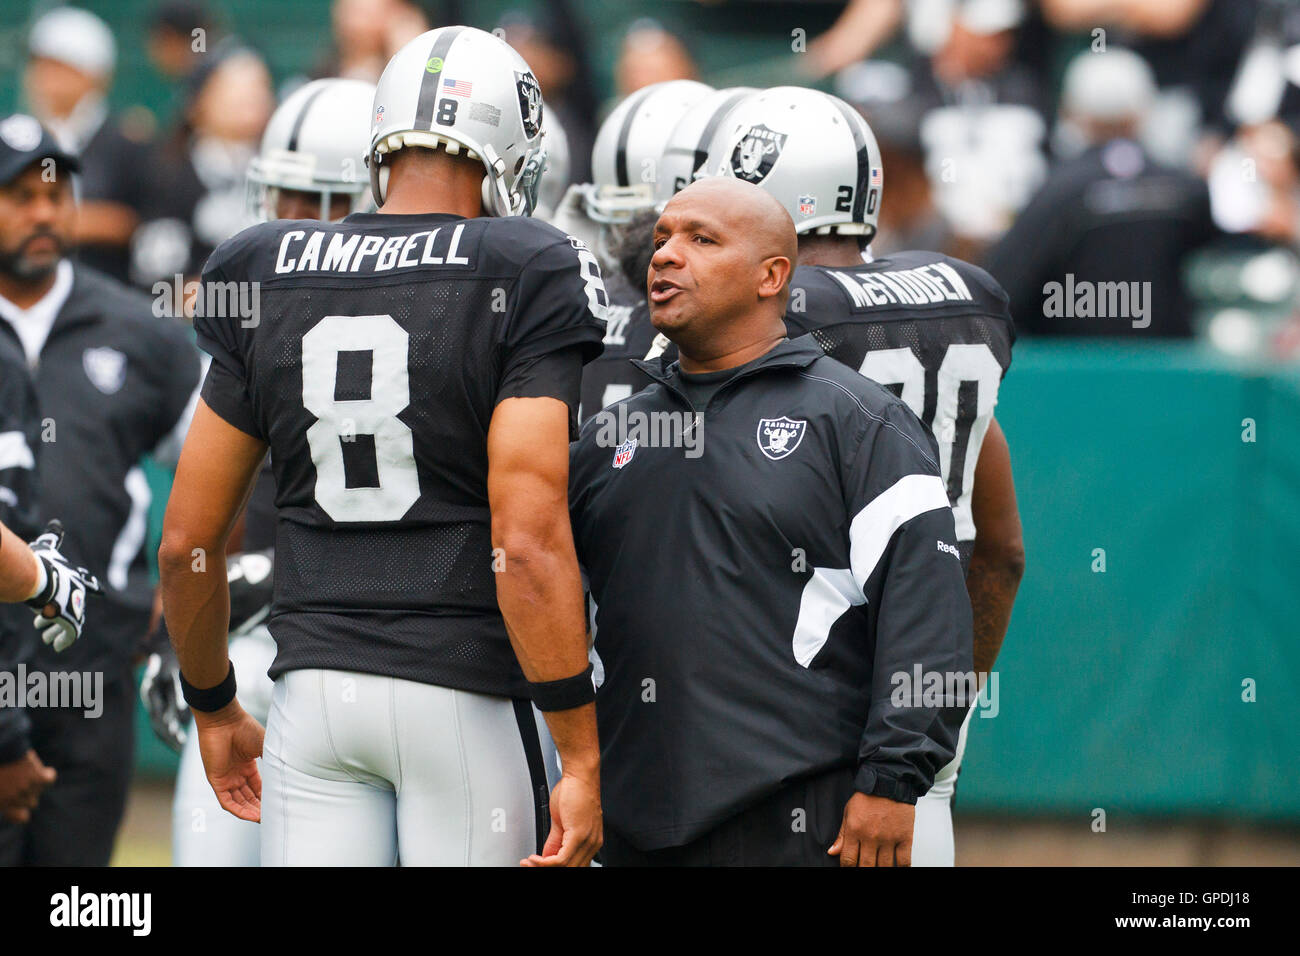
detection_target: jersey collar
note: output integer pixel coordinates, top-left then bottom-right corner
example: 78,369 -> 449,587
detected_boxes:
342,211 -> 468,226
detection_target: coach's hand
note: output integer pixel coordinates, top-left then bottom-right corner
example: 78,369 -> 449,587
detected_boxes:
521,765 -> 602,867
195,701 -> 264,823
829,792 -> 915,867
0,750 -> 56,824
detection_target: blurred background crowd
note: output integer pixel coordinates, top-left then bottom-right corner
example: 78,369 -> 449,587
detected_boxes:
3,0 -> 1300,356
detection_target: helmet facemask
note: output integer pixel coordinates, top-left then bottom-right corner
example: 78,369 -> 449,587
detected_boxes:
247,149 -> 370,223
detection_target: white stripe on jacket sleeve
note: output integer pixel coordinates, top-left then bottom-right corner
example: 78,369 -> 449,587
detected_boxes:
791,473 -> 950,668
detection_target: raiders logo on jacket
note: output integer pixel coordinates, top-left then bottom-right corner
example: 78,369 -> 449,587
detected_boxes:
569,336 -> 972,850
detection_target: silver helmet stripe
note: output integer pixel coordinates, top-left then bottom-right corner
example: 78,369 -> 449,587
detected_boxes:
614,86 -> 657,187
286,83 -> 327,152
413,25 -> 467,131
692,88 -> 751,181
828,95 -> 871,225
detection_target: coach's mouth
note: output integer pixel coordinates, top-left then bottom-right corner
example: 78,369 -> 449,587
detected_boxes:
649,278 -> 683,304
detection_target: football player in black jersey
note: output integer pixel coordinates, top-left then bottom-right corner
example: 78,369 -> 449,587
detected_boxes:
144,77 -> 376,867
159,27 -> 607,866
701,86 -> 1025,866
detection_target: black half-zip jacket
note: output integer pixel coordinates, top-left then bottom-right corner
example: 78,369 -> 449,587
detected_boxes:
569,336 -> 974,851
0,266 -> 200,684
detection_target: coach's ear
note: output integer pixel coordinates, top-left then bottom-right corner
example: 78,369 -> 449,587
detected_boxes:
757,255 -> 794,302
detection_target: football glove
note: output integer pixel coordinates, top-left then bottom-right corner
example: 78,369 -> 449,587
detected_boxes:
140,643 -> 189,753
227,549 -> 274,637
138,550 -> 273,753
25,520 -> 102,652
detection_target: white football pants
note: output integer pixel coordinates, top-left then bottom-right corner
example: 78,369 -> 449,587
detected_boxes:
911,704 -> 976,867
172,628 -> 276,867
260,668 -> 550,866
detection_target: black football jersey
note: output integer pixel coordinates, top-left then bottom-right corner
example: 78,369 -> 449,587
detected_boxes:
785,250 -> 1014,560
195,211 -> 607,696
577,270 -> 663,423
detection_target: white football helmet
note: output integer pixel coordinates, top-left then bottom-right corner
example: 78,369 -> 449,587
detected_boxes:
367,26 -> 547,216
247,78 -> 376,222
586,79 -> 714,223
655,86 -> 756,203
700,86 -> 884,241
534,102 -> 570,221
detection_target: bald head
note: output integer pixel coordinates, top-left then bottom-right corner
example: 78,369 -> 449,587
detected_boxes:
669,177 -> 798,266
648,176 -> 798,370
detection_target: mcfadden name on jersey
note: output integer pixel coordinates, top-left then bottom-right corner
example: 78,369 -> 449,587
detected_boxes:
785,250 -> 1014,563
195,212 -> 607,696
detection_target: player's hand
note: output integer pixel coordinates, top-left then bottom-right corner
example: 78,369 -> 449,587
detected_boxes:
521,766 -> 602,867
0,750 -> 56,824
194,701 -> 264,823
140,648 -> 190,753
25,520 -> 103,652
829,791 -> 915,867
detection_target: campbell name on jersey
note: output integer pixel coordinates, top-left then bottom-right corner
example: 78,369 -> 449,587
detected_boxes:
195,212 -> 607,697
785,250 -> 1014,559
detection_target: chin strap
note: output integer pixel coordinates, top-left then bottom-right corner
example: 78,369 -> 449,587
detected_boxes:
367,150 -> 386,208
480,144 -> 518,217
369,138 -> 539,217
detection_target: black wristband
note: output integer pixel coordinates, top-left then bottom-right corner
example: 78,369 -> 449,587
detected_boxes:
179,661 -> 237,713
528,663 -> 596,712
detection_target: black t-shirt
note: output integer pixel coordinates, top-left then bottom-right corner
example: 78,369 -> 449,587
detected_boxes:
195,211 -> 607,696
677,353 -> 768,412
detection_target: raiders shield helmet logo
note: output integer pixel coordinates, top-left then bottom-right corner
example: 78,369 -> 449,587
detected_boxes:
756,417 -> 806,461
516,70 -> 542,139
730,124 -> 786,184
82,347 -> 127,395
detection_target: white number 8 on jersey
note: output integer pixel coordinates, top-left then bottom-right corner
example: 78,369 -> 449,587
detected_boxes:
302,314 -> 420,522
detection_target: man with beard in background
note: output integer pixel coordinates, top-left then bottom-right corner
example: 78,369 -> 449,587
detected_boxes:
0,114 -> 200,866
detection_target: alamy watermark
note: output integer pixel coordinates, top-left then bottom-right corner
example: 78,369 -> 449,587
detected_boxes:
0,664 -> 102,718
590,402 -> 703,459
50,886 -> 150,936
1042,274 -> 1151,329
152,274 -> 260,327
890,665 -> 999,718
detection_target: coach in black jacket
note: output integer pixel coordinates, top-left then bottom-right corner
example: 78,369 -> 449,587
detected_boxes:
569,179 -> 973,866
0,116 -> 200,865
